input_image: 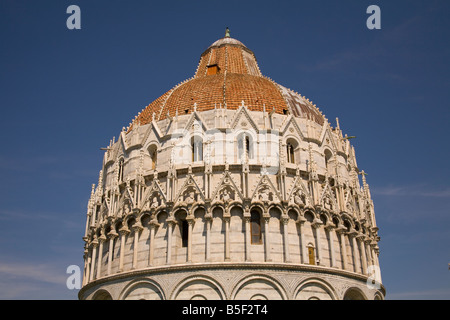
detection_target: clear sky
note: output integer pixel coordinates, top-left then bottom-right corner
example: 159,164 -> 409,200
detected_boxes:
0,0 -> 449,300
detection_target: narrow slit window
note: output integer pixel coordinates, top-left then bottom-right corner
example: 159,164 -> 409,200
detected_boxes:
287,142 -> 295,164
250,210 -> 262,244
181,219 -> 189,248
308,247 -> 315,265
191,136 -> 203,162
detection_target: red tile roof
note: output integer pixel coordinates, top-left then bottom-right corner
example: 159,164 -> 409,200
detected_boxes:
130,36 -> 324,131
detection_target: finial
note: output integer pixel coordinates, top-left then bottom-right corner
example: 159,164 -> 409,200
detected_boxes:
225,27 -> 230,38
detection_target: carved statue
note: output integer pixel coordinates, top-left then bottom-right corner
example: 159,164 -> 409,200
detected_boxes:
323,193 -> 333,210
151,196 -> 159,208
123,200 -> 131,215
185,191 -> 196,204
346,201 -> 353,213
221,188 -> 231,203
294,190 -> 306,206
259,188 -> 270,202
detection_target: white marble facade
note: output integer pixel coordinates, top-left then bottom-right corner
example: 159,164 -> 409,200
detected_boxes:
79,102 -> 385,300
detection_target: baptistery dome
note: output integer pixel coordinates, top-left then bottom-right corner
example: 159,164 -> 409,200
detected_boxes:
132,30 -> 324,127
79,29 -> 385,300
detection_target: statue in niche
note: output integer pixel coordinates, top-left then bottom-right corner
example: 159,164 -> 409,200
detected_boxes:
151,196 -> 159,209
294,189 -> 306,206
184,190 -> 196,204
123,200 -> 131,215
221,188 -> 232,203
259,188 -> 271,203
142,199 -> 150,211
323,193 -> 333,211
346,201 -> 354,213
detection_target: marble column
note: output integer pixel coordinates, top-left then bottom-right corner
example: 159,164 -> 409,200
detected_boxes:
148,219 -> 158,266
107,231 -> 117,275
298,217 -> 308,264
357,234 -> 368,275
132,222 -> 143,269
336,226 -> 348,270
96,234 -> 106,279
186,215 -> 195,263
166,219 -> 175,265
349,229 -> 360,273
82,249 -> 89,286
325,224 -> 337,268
224,214 -> 231,261
281,215 -> 291,263
312,219 -> 323,265
263,215 -> 271,262
205,213 -> 212,262
244,214 -> 251,262
118,227 -> 130,272
89,238 -> 98,281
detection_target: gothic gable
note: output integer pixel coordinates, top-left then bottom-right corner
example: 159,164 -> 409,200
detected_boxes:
211,170 -> 244,205
140,178 -> 167,212
230,101 -> 259,132
280,115 -> 305,141
174,172 -> 205,207
250,173 -> 282,204
319,181 -> 338,212
287,176 -> 312,207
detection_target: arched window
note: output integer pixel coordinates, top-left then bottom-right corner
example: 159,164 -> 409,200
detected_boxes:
181,219 -> 189,248
286,142 -> 295,164
191,136 -> 203,162
285,138 -> 299,164
324,149 -> 332,169
245,136 -> 252,159
118,158 -> 124,183
308,245 -> 315,265
148,145 -> 157,170
250,210 -> 262,244
238,133 -> 254,161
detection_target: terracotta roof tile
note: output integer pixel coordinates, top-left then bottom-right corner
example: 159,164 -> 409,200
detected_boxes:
129,36 -> 325,131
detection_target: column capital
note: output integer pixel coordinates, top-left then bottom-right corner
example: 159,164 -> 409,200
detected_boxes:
347,228 -> 358,238
204,213 -> 213,221
119,227 -> 130,236
355,232 -> 366,240
107,230 -> 118,239
186,215 -> 195,225
90,238 -> 99,248
297,216 -> 307,225
132,223 -> 143,233
324,222 -> 335,231
311,219 -> 323,229
98,234 -> 107,243
149,219 -> 160,228
166,217 -> 177,225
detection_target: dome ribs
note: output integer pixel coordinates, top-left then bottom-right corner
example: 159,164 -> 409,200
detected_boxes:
226,46 -> 248,75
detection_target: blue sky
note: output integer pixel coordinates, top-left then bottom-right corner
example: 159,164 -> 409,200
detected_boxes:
0,0 -> 449,299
